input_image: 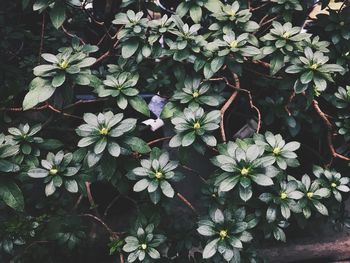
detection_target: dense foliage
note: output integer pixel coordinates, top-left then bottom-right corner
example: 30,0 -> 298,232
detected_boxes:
1,0 -> 350,262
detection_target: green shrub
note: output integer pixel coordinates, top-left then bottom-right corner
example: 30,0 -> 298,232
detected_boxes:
0,0 -> 350,262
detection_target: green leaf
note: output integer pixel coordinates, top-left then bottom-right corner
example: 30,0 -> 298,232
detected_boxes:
148,247 -> 160,259
86,151 -> 102,167
33,64 -> 57,76
190,5 -> 202,23
124,136 -> 151,154
219,176 -> 239,192
149,190 -> 161,204
312,199 -> 328,215
210,57 -> 225,73
0,160 -> 20,172
133,178 -> 149,192
28,168 -> 49,178
129,96 -> 150,117
41,53 -> 58,63
49,2 -> 66,29
273,227 -> 286,242
52,72 -> 66,87
314,188 -> 330,198
182,131 -> 196,146
283,141 -> 300,151
318,64 -> 344,73
78,137 -> 98,148
0,178 -> 24,211
45,181 -> 56,196
176,2 -> 189,17
270,53 -> 284,75
77,57 -> 96,68
38,139 -> 64,150
169,134 -> 182,148
204,0 -> 223,12
293,79 -> 308,94
229,236 -> 243,249
160,180 -> 174,198
65,180 -> 78,193
23,79 -> 56,110
251,174 -> 274,186
121,39 -> 139,58
281,203 -> 291,219
203,238 -> 219,259
239,186 -> 252,202
197,225 -> 215,236
94,137 -> 107,154
201,135 -> 217,147
300,70 -> 314,84
160,102 -> 180,119
266,206 -> 277,222
107,142 -> 121,157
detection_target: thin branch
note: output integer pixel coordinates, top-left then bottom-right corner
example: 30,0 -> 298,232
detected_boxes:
176,193 -> 199,216
120,253 -> 125,263
0,103 -> 82,119
312,100 -> 350,163
220,87 -> 239,142
64,98 -> 109,110
38,13 -> 46,63
94,50 -> 111,65
147,136 -> 172,146
284,91 -> 296,116
62,25 -> 86,44
258,14 -> 270,27
72,194 -> 83,211
251,2 -> 270,11
80,213 -> 120,238
104,194 -> 120,217
179,164 -> 207,184
47,104 -> 82,119
210,76 -> 262,133
85,182 -> 101,216
260,15 -> 279,27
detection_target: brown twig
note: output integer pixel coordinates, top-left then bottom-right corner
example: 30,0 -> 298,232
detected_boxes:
61,25 -> 86,44
80,213 -> 120,238
284,91 -> 296,116
104,194 -> 120,217
47,104 -> 82,119
147,136 -> 172,146
251,60 -> 271,69
38,13 -> 46,63
220,85 -> 239,142
85,182 -> 101,216
0,103 -> 82,119
180,164 -> 207,184
94,50 -> 111,64
72,194 -> 83,211
93,26 -> 123,65
176,193 -> 199,216
64,98 -> 109,110
210,76 -> 262,133
120,253 -> 125,263
312,100 -> 350,163
251,2 -> 270,11
260,15 -> 279,27
259,14 -> 270,26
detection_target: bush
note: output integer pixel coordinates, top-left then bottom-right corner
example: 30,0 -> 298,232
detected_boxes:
1,0 -> 350,262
